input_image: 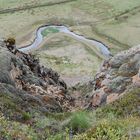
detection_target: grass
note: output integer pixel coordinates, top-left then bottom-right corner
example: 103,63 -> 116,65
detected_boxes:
0,114 -> 38,140
22,112 -> 32,121
38,53 -> 83,76
0,0 -> 74,10
41,27 -> 59,37
73,117 -> 140,140
69,111 -> 91,132
0,0 -> 140,52
35,34 -> 101,77
0,87 -> 139,139
102,0 -> 140,13
96,87 -> 140,118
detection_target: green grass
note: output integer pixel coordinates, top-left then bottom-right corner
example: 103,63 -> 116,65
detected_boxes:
69,111 -> 91,132
22,112 -> 32,121
41,27 -> 59,37
102,0 -> 140,13
36,35 -> 101,77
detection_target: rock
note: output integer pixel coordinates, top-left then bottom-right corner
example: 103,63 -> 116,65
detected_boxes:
109,55 -> 128,68
10,62 -> 22,81
0,47 -> 18,86
101,79 -> 111,87
0,42 -> 70,115
89,45 -> 140,109
109,46 -> 140,69
107,76 -> 132,93
106,93 -> 119,104
132,73 -> 140,87
92,90 -> 107,107
118,62 -> 137,77
107,68 -> 118,79
139,68 -> 140,77
132,53 -> 140,64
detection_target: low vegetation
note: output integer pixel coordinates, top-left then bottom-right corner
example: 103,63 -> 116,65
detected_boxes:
0,114 -> 38,140
96,88 -> 140,118
73,87 -> 140,140
41,27 -> 59,37
69,111 -> 91,132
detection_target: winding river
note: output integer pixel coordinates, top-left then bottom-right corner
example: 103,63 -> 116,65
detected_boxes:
19,25 -> 111,58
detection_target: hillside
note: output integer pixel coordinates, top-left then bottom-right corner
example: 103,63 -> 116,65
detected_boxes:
0,0 -> 140,139
0,40 -> 139,139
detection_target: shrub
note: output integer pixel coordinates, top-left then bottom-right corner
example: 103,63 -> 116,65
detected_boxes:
22,112 -> 32,121
69,111 -> 91,133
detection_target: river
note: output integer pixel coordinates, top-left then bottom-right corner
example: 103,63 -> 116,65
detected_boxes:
19,25 -> 111,58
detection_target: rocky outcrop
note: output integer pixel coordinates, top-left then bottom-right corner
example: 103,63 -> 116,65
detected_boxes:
0,42 -> 74,116
0,39 -> 139,115
87,45 -> 140,108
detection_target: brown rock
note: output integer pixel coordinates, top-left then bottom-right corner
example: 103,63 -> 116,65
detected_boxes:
103,86 -> 112,94
43,95 -> 52,102
92,90 -> 107,107
132,73 -> 140,87
106,93 -> 119,104
10,62 -> 22,81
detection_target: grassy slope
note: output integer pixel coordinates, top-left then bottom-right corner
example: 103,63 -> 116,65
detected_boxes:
0,0 -> 72,10
1,87 -> 139,139
0,0 -> 140,51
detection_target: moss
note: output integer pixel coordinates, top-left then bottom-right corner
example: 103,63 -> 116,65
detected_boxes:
0,94 -> 23,118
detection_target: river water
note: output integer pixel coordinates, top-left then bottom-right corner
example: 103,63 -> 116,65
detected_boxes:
20,25 -> 111,57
